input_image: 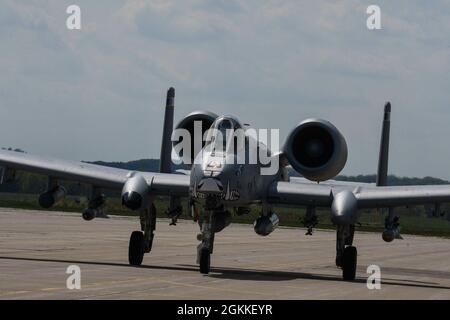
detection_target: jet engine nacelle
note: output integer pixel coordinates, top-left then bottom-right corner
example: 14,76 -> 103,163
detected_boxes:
38,186 -> 66,209
121,172 -> 149,210
283,119 -> 348,182
254,213 -> 279,236
173,110 -> 218,164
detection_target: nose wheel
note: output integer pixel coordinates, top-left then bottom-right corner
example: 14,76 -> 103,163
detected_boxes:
199,248 -> 211,274
128,203 -> 156,266
342,246 -> 357,280
129,231 -> 144,266
336,224 -> 357,281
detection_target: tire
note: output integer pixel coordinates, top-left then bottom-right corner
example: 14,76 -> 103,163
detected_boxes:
342,246 -> 357,281
199,248 -> 211,274
335,255 -> 342,268
129,231 -> 145,266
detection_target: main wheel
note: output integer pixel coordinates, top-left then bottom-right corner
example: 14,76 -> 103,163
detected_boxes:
199,248 -> 211,274
129,231 -> 145,266
342,246 -> 357,281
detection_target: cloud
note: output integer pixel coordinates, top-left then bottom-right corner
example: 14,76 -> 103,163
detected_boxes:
1,0 -> 450,178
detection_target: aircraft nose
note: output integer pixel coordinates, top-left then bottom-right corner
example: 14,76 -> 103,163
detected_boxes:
197,178 -> 223,194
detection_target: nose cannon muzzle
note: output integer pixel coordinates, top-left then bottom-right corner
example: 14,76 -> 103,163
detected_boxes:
331,190 -> 358,225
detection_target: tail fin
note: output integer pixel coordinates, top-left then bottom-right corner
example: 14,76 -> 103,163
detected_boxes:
376,102 -> 391,186
159,87 -> 175,173
377,103 -> 402,238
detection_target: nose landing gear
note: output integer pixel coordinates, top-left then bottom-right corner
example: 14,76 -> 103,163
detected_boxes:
196,197 -> 221,274
197,209 -> 216,274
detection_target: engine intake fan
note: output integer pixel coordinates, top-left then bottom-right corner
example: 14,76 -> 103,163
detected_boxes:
283,119 -> 347,182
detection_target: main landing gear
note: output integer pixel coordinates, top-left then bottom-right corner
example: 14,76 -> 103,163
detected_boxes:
128,203 -> 156,266
336,224 -> 357,281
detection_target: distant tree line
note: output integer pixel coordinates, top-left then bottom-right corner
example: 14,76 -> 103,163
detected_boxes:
1,147 -> 25,153
0,171 -> 91,195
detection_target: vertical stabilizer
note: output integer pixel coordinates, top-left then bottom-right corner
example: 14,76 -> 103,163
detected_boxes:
377,102 -> 401,239
159,87 -> 175,173
376,102 -> 391,186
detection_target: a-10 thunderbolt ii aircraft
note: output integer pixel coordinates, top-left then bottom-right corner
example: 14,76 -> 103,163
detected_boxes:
1,87 -> 450,280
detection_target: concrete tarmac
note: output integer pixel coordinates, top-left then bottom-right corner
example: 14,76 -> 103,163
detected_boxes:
0,208 -> 449,299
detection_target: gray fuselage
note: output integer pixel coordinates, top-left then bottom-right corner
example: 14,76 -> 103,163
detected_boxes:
189,116 -> 281,209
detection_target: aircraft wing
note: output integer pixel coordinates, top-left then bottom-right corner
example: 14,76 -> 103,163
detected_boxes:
355,185 -> 450,208
268,180 -> 450,208
0,149 -> 190,196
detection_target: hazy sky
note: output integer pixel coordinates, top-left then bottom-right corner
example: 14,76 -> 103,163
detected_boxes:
1,1 -> 450,178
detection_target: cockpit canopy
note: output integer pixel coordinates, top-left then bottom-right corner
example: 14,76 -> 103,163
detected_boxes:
211,115 -> 243,131
205,115 -> 244,155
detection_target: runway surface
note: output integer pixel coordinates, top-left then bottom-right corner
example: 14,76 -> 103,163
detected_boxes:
0,208 -> 449,299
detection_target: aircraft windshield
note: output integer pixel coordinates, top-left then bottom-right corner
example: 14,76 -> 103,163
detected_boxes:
207,116 -> 243,155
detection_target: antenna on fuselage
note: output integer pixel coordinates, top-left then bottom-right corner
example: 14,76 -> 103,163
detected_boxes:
376,102 -> 391,186
159,87 -> 175,173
